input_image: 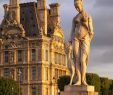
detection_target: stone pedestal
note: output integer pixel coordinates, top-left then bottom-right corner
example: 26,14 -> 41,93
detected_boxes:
60,85 -> 98,95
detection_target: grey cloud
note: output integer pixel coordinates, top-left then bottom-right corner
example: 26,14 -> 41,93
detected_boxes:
100,48 -> 113,63
95,0 -> 113,7
91,1 -> 113,47
89,47 -> 113,64
87,64 -> 113,79
88,47 -> 113,79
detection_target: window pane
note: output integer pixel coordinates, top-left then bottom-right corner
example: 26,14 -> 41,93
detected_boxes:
45,88 -> 48,95
55,69 -> 58,80
24,68 -> 28,80
45,67 -> 48,80
18,50 -> 22,62
32,49 -> 36,61
32,67 -> 36,80
45,50 -> 48,61
32,87 -> 37,95
5,51 -> 9,63
4,68 -> 10,77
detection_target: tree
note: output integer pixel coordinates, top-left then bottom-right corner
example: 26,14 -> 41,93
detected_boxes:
57,75 -> 70,91
57,74 -> 101,92
0,77 -> 20,95
86,73 -> 101,93
109,80 -> 113,95
100,77 -> 110,95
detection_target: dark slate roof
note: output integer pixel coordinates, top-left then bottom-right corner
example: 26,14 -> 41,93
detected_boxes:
20,2 -> 40,37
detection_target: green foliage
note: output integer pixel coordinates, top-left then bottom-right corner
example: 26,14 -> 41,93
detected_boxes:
100,77 -> 111,95
0,77 -> 19,95
109,80 -> 113,95
86,73 -> 101,93
57,74 -> 113,95
57,75 -> 70,91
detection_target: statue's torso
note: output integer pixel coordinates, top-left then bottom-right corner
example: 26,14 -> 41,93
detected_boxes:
73,13 -> 89,40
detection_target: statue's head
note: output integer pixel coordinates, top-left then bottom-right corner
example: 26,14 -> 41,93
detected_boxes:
3,4 -> 9,12
74,0 -> 83,13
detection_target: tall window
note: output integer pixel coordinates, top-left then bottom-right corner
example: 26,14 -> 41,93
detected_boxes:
58,53 -> 60,64
55,69 -> 58,80
0,54 -> 1,64
56,53 -> 59,64
32,67 -> 36,80
4,51 -> 9,63
45,67 -> 48,81
24,68 -> 28,80
63,55 -> 66,66
45,88 -> 48,95
55,52 -> 60,64
4,68 -> 10,77
45,50 -> 48,61
55,53 -> 57,64
18,50 -> 22,62
32,49 -> 36,61
32,87 -> 37,95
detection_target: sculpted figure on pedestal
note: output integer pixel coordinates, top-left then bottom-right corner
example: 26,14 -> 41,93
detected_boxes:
1,4 -> 17,27
69,0 -> 94,85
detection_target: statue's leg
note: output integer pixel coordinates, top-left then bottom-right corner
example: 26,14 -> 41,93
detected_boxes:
81,50 -> 88,85
72,39 -> 81,85
69,62 -> 75,85
67,52 -> 74,85
81,36 -> 90,85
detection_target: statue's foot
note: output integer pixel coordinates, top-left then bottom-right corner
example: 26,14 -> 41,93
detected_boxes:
74,81 -> 81,85
69,82 -> 72,85
82,81 -> 88,86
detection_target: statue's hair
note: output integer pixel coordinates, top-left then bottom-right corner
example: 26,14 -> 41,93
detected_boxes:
74,0 -> 83,6
74,0 -> 83,2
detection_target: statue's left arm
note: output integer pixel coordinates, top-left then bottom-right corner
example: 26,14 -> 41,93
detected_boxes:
88,16 -> 94,41
69,17 -> 76,43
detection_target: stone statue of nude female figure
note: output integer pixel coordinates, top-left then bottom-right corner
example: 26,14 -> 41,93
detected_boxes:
69,0 -> 94,85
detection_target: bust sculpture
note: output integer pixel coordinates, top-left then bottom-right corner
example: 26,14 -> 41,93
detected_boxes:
69,0 -> 94,85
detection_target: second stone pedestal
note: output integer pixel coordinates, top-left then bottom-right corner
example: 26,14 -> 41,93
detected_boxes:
60,85 -> 98,95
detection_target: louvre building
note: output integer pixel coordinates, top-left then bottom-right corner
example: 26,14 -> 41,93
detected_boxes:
0,0 -> 69,95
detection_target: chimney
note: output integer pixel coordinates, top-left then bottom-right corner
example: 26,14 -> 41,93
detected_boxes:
49,3 -> 60,26
9,0 -> 20,23
37,0 -> 47,35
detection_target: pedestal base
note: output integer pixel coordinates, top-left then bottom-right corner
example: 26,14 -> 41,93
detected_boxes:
60,85 -> 98,95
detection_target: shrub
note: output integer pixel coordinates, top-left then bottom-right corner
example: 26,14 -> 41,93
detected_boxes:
86,73 -> 101,93
57,75 -> 70,91
109,80 -> 113,95
57,73 -> 113,95
0,77 -> 20,95
100,77 -> 110,95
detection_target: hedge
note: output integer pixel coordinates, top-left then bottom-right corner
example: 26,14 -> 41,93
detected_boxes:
86,73 -> 101,93
0,77 -> 20,95
57,73 -> 113,95
57,75 -> 70,91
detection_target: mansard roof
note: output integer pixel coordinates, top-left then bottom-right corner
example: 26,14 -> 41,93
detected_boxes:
0,2 -> 64,39
20,2 -> 40,37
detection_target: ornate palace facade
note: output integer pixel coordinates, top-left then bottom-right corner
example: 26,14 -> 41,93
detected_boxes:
0,0 -> 69,95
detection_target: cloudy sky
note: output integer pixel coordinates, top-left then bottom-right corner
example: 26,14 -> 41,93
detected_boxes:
0,0 -> 113,79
